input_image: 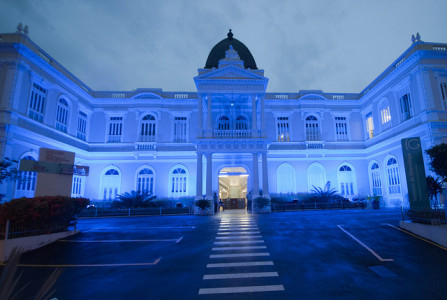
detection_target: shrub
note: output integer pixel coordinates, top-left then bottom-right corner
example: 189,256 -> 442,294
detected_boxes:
0,196 -> 89,227
194,199 -> 211,210
111,191 -> 156,208
253,196 -> 271,213
309,182 -> 343,203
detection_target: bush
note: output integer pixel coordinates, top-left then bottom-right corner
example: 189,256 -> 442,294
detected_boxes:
194,199 -> 211,210
111,191 -> 156,208
253,196 -> 271,213
0,196 -> 89,227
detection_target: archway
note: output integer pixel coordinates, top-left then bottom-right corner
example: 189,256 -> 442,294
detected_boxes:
218,167 -> 248,209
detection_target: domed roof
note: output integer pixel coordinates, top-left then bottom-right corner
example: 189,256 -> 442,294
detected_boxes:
205,30 -> 257,69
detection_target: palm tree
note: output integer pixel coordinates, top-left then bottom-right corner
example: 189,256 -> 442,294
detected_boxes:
426,176 -> 443,208
112,190 -> 156,208
310,181 -> 344,203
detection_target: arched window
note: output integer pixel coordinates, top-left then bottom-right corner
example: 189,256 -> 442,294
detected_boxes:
235,115 -> 248,130
369,162 -> 382,196
378,98 -> 392,131
218,115 -> 230,130
307,163 -> 326,192
15,155 -> 37,198
170,167 -> 187,197
56,98 -> 69,133
137,168 -> 154,194
276,163 -> 295,193
386,157 -> 401,194
140,114 -> 156,142
305,115 -> 320,141
101,167 -> 121,200
338,164 -> 357,198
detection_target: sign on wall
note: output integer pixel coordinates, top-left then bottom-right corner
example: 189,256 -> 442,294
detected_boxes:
401,137 -> 430,209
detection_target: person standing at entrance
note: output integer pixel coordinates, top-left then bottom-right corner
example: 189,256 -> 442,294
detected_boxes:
219,198 -> 224,212
213,193 -> 218,213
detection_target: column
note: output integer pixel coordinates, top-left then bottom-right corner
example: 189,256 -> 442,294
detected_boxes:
251,94 -> 258,137
262,152 -> 269,195
206,152 -> 213,199
252,152 -> 259,196
196,152 -> 203,199
198,94 -> 203,137
206,93 -> 212,137
261,95 -> 266,133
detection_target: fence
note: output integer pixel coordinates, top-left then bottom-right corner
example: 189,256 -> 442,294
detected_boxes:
0,219 -> 76,240
402,209 -> 447,225
272,201 -> 366,212
78,206 -> 192,218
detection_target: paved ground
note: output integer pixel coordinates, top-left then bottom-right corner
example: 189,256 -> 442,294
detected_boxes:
9,209 -> 447,299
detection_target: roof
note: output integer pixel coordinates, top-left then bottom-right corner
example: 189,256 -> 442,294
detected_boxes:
205,30 -> 257,69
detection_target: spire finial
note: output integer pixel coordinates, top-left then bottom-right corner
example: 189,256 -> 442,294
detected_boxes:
227,29 -> 233,40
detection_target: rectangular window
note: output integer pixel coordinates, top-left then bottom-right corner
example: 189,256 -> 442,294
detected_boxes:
441,83 -> 447,110
277,117 -> 290,142
28,83 -> 47,122
380,106 -> 392,130
71,175 -> 84,197
173,116 -> 188,142
335,116 -> 348,141
399,93 -> 412,121
77,111 -> 87,141
108,116 -> 123,143
366,113 -> 374,139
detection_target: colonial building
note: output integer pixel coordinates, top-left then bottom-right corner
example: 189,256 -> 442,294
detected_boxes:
1,28 -> 446,208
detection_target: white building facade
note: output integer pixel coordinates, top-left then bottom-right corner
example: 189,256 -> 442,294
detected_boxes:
1,29 -> 446,208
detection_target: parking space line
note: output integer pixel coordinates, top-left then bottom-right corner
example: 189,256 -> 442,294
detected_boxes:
203,272 -> 278,280
212,246 -> 267,251
198,284 -> 285,294
337,225 -> 394,262
207,261 -> 274,268
59,239 -> 180,243
210,253 -> 270,258
385,223 -> 447,251
1,257 -> 162,268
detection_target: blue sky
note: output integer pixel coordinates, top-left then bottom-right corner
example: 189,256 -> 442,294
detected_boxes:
0,0 -> 446,93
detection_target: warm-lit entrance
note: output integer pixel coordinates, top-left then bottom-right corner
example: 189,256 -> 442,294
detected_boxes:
218,167 -> 248,209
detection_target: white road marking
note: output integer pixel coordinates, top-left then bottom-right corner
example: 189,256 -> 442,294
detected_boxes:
59,239 -> 179,243
385,223 -> 447,251
216,236 -> 262,239
207,261 -> 274,268
212,246 -> 267,251
337,225 -> 394,262
217,231 -> 260,235
176,236 -> 184,243
214,240 -> 264,245
198,285 -> 284,294
210,252 -> 270,258
203,272 -> 278,280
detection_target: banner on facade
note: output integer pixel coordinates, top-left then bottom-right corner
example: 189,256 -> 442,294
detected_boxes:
19,160 -> 89,176
401,137 -> 430,209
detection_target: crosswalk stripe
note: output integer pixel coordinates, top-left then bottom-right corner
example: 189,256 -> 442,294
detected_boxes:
207,261 -> 274,268
214,240 -> 264,245
203,272 -> 278,280
212,246 -> 267,251
210,252 -> 270,258
216,236 -> 262,239
217,231 -> 260,235
198,284 -> 285,294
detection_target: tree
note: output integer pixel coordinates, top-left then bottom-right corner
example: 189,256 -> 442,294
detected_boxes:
426,175 -> 443,208
310,181 -> 344,203
0,157 -> 19,184
111,191 -> 156,208
426,143 -> 447,182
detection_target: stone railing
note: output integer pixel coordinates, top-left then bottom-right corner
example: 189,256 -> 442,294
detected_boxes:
135,142 -> 157,151
306,141 -> 324,149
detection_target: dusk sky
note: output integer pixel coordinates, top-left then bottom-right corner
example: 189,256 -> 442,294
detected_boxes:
1,0 -> 446,93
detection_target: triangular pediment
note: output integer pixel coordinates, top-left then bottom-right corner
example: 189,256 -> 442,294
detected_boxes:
195,65 -> 265,81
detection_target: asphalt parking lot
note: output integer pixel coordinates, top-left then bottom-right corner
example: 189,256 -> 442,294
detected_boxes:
10,209 -> 447,299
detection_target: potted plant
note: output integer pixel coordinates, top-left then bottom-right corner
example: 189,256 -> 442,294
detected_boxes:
194,199 -> 211,215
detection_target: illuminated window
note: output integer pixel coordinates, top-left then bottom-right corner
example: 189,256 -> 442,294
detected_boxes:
277,116 -> 290,142
338,165 -> 356,198
380,106 -> 391,129
55,98 -> 69,133
170,167 -> 187,197
15,155 -> 37,198
77,111 -> 87,141
276,163 -> 295,193
101,168 -> 121,200
305,115 -> 320,141
28,83 -> 47,122
369,162 -> 382,196
307,163 -> 326,192
235,115 -> 248,130
386,157 -> 401,194
173,116 -> 188,142
137,168 -> 154,194
140,114 -> 156,142
71,175 -> 84,197
108,116 -> 123,143
399,93 -> 412,121
441,83 -> 447,110
218,115 -> 230,130
366,113 -> 374,139
335,116 -> 348,141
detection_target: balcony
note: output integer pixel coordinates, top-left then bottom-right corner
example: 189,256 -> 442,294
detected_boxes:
306,141 -> 324,149
135,142 -> 156,151
211,130 -> 262,139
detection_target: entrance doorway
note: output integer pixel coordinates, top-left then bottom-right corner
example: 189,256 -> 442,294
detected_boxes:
218,167 -> 248,210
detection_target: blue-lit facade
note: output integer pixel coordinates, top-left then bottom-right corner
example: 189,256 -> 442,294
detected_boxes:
1,30 -> 446,208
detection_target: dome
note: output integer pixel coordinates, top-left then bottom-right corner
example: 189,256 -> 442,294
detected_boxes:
205,30 -> 257,70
